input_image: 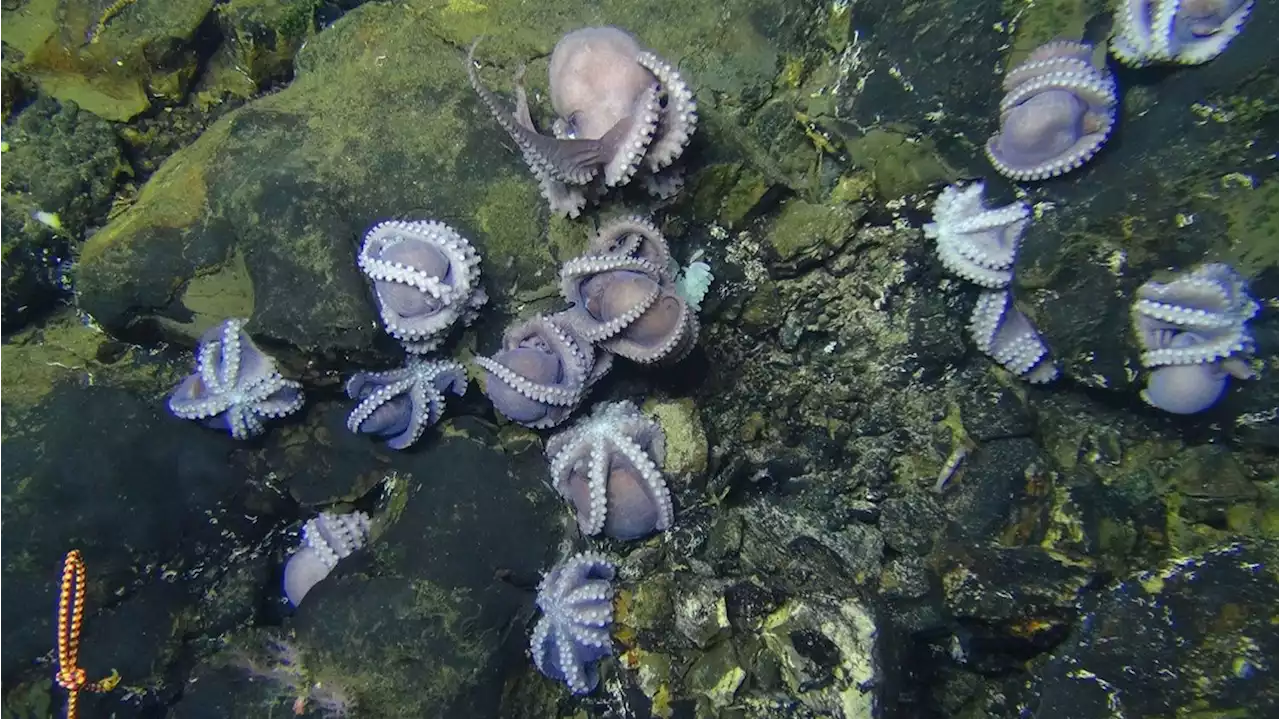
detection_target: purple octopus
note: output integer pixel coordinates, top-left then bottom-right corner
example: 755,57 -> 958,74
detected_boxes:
283,510 -> 371,607
560,217 -> 699,364
985,40 -> 1117,181
346,357 -> 467,450
969,290 -> 1059,384
925,182 -> 1058,382
546,401 -> 673,540
1112,0 -> 1253,66
923,181 -> 1030,288
168,318 -> 306,439
467,27 -> 697,217
357,220 -> 487,353
1132,263 -> 1258,413
474,314 -> 612,429
529,551 -> 615,695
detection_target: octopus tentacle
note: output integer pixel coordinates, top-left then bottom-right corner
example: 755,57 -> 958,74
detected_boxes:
358,220 -> 485,351
473,355 -> 582,407
636,51 -> 698,171
560,255 -> 670,342
475,314 -> 606,429
998,72 -> 1115,114
600,288 -> 694,364
466,40 -> 603,185
345,359 -> 466,449
603,83 -> 661,187
521,314 -> 595,387
986,41 -> 1115,181
1002,41 -> 1094,88
588,216 -> 673,279
644,167 -> 685,199
969,290 -> 1059,381
168,318 -> 305,438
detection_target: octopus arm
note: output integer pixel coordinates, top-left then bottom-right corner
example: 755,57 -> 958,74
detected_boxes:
467,41 -> 605,185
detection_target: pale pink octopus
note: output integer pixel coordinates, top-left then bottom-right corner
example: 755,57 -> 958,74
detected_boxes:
466,27 -> 698,217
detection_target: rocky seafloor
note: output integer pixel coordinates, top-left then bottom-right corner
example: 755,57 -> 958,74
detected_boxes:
1,0 -> 1276,717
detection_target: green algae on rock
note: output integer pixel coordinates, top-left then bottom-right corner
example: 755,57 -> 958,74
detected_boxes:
77,1 -> 553,355
761,199 -> 865,277
72,0 -> 834,359
1,0 -> 216,121
213,0 -> 322,92
1,96 -> 131,329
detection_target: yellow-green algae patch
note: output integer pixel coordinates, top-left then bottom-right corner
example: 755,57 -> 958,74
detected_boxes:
1215,175 -> 1279,278
2,0 -> 215,120
79,118 -> 227,266
0,310 -> 183,412
642,397 -> 709,479
844,127 -> 957,200
156,250 -> 255,339
1001,0 -> 1101,66
473,173 -> 553,291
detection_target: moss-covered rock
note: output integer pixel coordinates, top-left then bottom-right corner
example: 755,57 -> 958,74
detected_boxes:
2,96 -> 129,234
761,199 -> 866,277
1,96 -> 130,329
213,0 -> 321,92
1,0 -> 216,120
72,0 -> 824,359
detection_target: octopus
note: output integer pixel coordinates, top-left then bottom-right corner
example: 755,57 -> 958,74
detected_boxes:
1111,0 -> 1253,66
1132,263 -> 1258,413
969,290 -> 1060,384
345,357 -> 468,450
473,313 -> 612,429
925,182 -> 1058,382
467,27 -> 697,217
168,318 -> 305,439
559,216 -> 699,364
923,181 -> 1030,288
529,551 -> 616,695
545,400 -> 673,540
283,510 -> 371,607
986,40 -> 1117,182
357,219 -> 487,354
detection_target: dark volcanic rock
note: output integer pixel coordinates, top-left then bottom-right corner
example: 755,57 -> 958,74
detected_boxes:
0,380 -> 254,689
1025,542 -> 1278,717
283,435 -> 560,718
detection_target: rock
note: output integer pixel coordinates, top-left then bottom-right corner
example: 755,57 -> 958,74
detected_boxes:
942,437 -> 1048,543
0,313 -> 261,689
271,436 -> 559,718
2,97 -> 129,329
1,0 -> 215,120
74,0 -> 796,358
1025,542 -> 1278,717
213,0 -> 319,92
642,396 -> 709,481
752,595 -> 885,718
3,97 -> 128,236
938,543 -> 1097,627
879,493 -> 945,556
762,199 -> 865,277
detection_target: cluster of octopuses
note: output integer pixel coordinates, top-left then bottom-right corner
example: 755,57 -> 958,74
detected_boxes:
925,0 -> 1260,414
162,2 -> 1262,700
168,26 -> 708,696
